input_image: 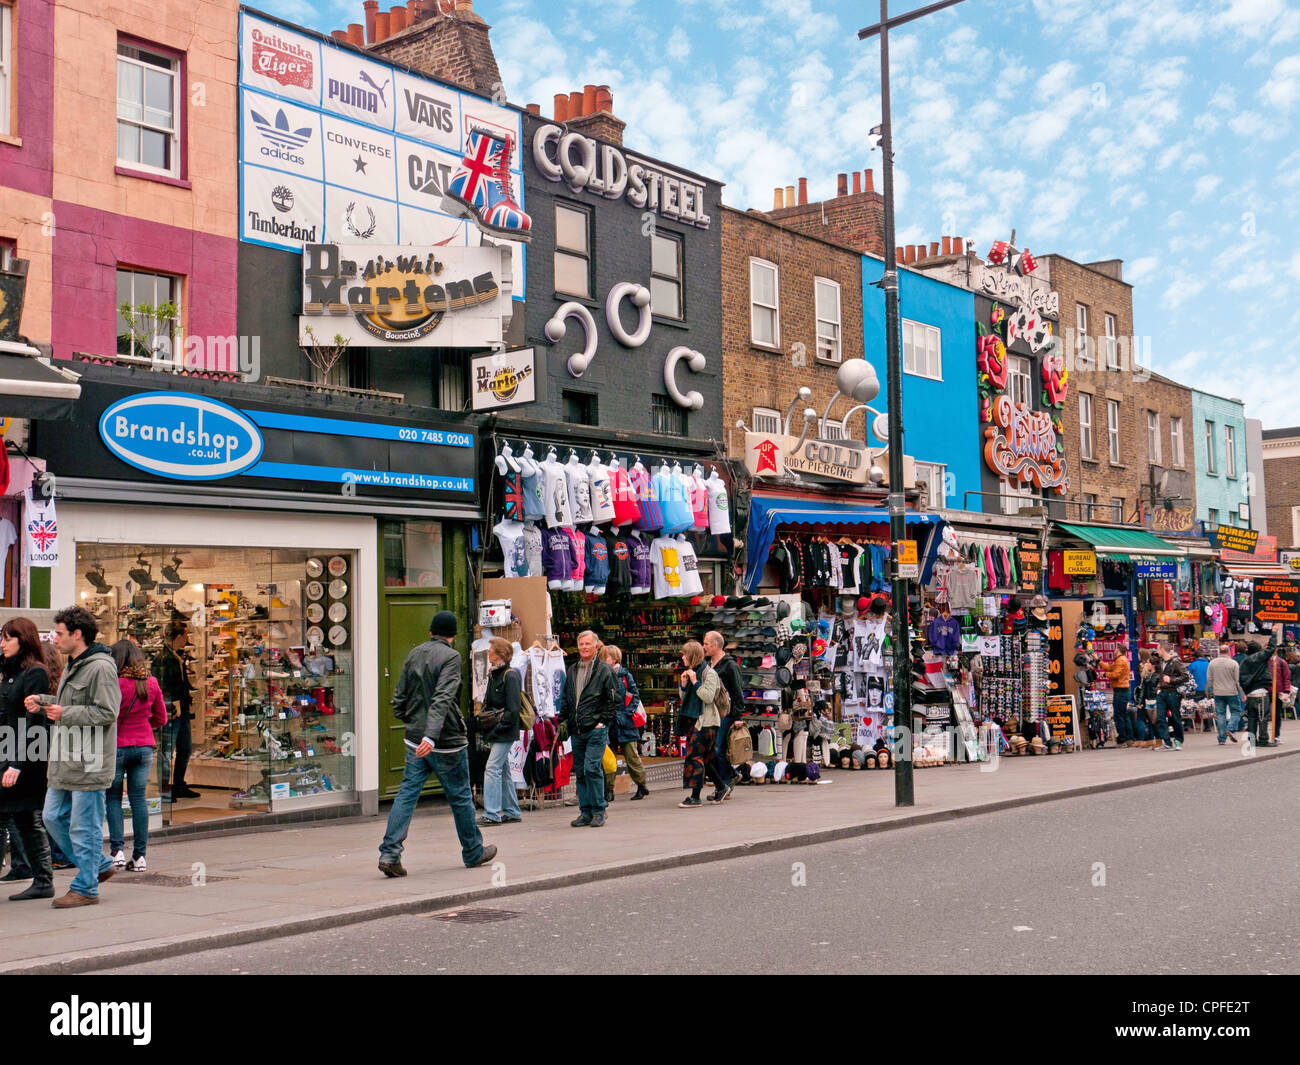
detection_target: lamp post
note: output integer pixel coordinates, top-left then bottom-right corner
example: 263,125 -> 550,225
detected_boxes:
858,0 -> 968,807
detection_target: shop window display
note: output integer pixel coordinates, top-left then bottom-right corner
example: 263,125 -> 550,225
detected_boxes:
76,544 -> 356,825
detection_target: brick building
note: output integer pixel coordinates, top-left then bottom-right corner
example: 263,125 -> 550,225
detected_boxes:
763,170 -> 886,258
1262,426 -> 1300,548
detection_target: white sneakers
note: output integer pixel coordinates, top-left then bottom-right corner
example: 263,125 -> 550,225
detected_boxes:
111,850 -> 127,869
126,856 -> 146,872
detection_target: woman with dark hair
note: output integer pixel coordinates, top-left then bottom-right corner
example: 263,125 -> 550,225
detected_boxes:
106,640 -> 167,871
0,617 -> 54,900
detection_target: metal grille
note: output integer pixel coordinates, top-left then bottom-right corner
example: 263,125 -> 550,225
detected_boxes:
432,908 -> 521,924
113,872 -> 236,888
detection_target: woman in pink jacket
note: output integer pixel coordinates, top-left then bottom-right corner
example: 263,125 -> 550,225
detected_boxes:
106,640 -> 168,871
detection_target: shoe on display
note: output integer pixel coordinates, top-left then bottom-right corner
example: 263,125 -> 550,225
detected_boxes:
442,126 -> 532,242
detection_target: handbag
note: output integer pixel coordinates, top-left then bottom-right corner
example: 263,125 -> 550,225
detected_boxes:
630,701 -> 647,728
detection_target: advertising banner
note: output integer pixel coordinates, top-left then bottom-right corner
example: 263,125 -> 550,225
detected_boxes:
1252,578 -> 1300,625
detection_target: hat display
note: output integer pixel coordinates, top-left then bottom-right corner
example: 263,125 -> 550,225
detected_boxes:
857,597 -> 871,612
749,760 -> 768,780
805,761 -> 820,782
772,760 -> 788,782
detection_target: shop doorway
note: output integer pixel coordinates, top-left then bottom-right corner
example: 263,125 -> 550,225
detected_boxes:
380,594 -> 447,799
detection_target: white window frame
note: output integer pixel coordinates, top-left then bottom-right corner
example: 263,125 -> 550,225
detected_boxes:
649,230 -> 683,320
1107,399 -> 1121,464
1147,410 -> 1161,466
1208,507 -> 1219,529
1224,424 -> 1237,478
1291,506 -> 1300,548
116,41 -> 181,178
1081,492 -> 1098,521
901,318 -> 942,380
1079,392 -> 1095,461
750,258 -> 779,349
1008,354 -> 1032,408
1205,420 -> 1217,474
1001,480 -> 1035,516
1104,313 -> 1118,370
751,407 -> 781,435
1170,416 -> 1184,468
817,418 -> 845,441
116,266 -> 182,360
814,277 -> 842,363
915,461 -> 948,508
1110,497 -> 1125,523
1075,303 -> 1088,358
0,3 -> 12,138
554,202 -> 592,299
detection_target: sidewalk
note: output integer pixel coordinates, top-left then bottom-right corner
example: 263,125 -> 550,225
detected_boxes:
1,733 -> 1294,973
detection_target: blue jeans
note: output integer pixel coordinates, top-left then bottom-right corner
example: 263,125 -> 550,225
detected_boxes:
379,746 -> 484,868
106,746 -> 154,856
1112,691 -> 1133,744
483,740 -> 521,822
1214,696 -> 1243,741
1226,697 -> 1247,733
571,725 -> 608,817
43,789 -> 112,897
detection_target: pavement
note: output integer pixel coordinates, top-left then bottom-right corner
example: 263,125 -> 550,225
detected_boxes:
0,731 -> 1294,973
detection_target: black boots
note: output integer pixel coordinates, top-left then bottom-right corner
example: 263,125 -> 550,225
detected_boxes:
630,784 -> 649,800
9,880 -> 54,901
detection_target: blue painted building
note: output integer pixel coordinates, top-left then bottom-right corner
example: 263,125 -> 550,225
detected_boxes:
1191,388 -> 1250,530
861,255 -> 978,511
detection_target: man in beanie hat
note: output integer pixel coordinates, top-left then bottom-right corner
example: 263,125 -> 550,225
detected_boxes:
379,611 -> 496,876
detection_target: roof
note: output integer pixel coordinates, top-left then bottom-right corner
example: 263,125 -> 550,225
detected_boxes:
1262,426 -> 1300,440
720,205 -> 869,259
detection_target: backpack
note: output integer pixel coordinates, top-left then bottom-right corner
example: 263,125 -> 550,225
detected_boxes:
518,685 -> 536,732
712,664 -> 732,717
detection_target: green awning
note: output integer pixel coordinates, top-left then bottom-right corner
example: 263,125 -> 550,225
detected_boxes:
1054,523 -> 1184,558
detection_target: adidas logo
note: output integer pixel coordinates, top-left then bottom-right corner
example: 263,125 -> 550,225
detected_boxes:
250,107 -> 313,165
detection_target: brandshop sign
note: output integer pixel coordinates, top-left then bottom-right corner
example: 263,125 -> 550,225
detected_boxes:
99,393 -> 265,481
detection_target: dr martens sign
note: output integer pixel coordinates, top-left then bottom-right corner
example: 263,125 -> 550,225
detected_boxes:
531,124 -> 712,228
299,243 -> 512,347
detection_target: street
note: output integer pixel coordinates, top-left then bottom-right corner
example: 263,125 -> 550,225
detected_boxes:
100,755 -> 1299,975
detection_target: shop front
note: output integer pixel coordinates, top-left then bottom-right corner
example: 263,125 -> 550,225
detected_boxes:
30,366 -> 482,825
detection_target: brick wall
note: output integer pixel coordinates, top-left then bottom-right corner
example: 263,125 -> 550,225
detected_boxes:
762,174 -> 885,258
1261,431 -> 1300,546
720,206 -> 865,457
367,7 -> 502,98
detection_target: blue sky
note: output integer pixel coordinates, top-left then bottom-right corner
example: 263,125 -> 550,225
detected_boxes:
262,0 -> 1300,426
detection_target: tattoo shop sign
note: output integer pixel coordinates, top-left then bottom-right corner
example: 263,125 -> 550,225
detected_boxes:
745,431 -> 869,484
299,243 -> 513,346
982,394 -> 1068,493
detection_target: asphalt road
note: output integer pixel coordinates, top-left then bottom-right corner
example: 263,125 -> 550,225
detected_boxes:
100,757 -> 1299,975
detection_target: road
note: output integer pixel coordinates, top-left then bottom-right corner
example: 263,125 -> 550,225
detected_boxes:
99,756 -> 1299,974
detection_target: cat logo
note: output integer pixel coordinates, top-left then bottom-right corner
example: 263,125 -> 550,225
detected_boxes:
406,154 -> 454,198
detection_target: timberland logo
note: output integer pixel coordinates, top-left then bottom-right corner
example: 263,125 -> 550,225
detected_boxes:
50,997 -> 151,1045
247,210 -> 317,242
251,28 -> 313,90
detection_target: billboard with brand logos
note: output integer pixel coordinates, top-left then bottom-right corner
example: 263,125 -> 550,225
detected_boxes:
238,10 -> 524,299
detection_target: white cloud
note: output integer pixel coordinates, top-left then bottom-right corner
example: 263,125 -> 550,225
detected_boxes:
1261,55 -> 1300,111
1193,174 -> 1223,201
666,26 -> 690,62
1126,256 -> 1160,284
1162,276 -> 1207,310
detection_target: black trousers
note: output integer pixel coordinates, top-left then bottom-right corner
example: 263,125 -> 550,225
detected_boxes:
1246,696 -> 1273,745
6,811 -> 52,886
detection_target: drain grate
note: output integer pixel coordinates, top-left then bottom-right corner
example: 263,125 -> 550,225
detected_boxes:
432,908 -> 521,924
113,872 -> 236,888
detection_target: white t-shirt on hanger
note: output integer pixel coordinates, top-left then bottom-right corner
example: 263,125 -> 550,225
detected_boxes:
543,460 -> 574,528
677,537 -> 704,597
705,476 -> 732,535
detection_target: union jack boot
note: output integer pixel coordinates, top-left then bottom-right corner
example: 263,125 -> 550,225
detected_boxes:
442,126 -> 532,242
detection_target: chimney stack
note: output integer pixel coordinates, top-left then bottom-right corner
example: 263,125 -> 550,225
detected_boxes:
583,84 -> 597,116
852,172 -> 862,195
864,169 -> 874,193
895,246 -> 904,263
526,102 -> 540,114
389,5 -> 406,33
904,246 -> 917,264
596,85 -> 613,112
331,29 -> 348,42
568,90 -> 583,118
837,173 -> 848,197
407,0 -> 417,21
930,242 -> 940,257
347,23 -> 364,45
364,0 -> 378,43
456,0 -> 472,10
774,187 -> 785,210
785,184 -> 795,206
554,93 -> 569,122
797,177 -> 808,205
564,84 -> 627,145
374,10 -> 390,41
953,237 -> 964,255
942,236 -> 952,255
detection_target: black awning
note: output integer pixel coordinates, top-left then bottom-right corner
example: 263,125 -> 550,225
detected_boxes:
0,344 -> 82,420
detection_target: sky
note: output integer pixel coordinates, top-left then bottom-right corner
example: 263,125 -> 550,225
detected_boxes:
260,0 -> 1300,427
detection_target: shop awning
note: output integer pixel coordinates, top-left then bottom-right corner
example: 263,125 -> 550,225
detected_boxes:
1053,523 -> 1183,558
0,342 -> 82,420
1221,561 -> 1291,580
744,494 -> 945,592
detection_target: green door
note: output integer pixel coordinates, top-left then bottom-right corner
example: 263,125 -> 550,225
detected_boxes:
380,594 -> 447,799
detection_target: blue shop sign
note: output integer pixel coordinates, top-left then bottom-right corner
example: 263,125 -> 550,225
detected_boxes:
1135,559 -> 1178,580
100,392 -> 264,481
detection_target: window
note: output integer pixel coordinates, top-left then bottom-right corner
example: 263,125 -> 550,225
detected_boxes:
1009,355 -> 1032,407
1205,420 -> 1217,473
902,319 -> 942,379
312,349 -> 369,391
818,419 -> 845,441
1075,303 -> 1088,359
117,41 -> 180,176
1107,399 -> 1120,463
116,267 -> 181,358
1208,508 -> 1219,528
814,278 -> 842,363
1079,392 -> 1095,461
751,407 -> 781,435
0,3 -> 12,137
1002,481 -> 1035,515
650,232 -> 683,319
1110,497 -> 1125,523
1170,416 -> 1184,467
750,258 -> 779,348
1225,424 -> 1237,477
0,236 -> 13,270
915,461 -> 948,508
382,520 -> 444,588
554,203 -> 591,298
562,390 -> 597,426
1147,410 -> 1161,465
1081,492 -> 1098,520
1104,313 -> 1118,370
1292,507 -> 1300,547
434,351 -> 466,410
651,394 -> 686,436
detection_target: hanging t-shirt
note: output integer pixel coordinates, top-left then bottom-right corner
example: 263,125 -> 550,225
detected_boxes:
566,528 -> 586,590
0,518 -> 16,600
522,523 -> 544,578
652,468 -> 683,534
677,537 -> 704,597
584,533 -> 610,592
588,464 -> 615,523
510,642 -> 529,689
610,464 -> 641,527
500,471 -> 525,522
839,544 -> 862,594
629,532 -> 653,594
543,527 -> 575,588
493,519 -> 530,578
827,542 -> 843,590
520,461 -> 547,521
22,489 -> 58,568
690,474 -> 709,530
543,461 -> 574,528
705,476 -> 731,535
470,637 -> 491,704
927,615 -> 961,655
528,646 -> 552,715
547,648 -> 567,718
650,536 -> 684,599
663,470 -> 695,534
566,463 -> 593,524
630,465 -> 662,531
605,532 -> 633,597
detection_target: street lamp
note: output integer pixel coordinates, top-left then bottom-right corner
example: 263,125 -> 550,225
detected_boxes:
858,0 -> 968,807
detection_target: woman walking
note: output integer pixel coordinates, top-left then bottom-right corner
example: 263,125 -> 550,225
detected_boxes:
678,641 -> 729,808
0,618 -> 54,900
477,637 -> 522,827
106,640 -> 167,870
602,644 -> 649,800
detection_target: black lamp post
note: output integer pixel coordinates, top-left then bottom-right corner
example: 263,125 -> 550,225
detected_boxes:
858,0 -> 969,807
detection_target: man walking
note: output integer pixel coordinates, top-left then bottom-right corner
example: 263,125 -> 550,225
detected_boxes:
1237,625 -> 1280,747
1154,645 -> 1189,750
704,630 -> 743,798
1206,643 -> 1243,745
1103,649 -> 1134,747
379,611 -> 496,876
25,607 -> 119,908
561,630 -> 619,828
152,621 -> 199,800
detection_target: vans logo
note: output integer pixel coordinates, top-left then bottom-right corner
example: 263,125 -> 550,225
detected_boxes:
403,89 -> 453,133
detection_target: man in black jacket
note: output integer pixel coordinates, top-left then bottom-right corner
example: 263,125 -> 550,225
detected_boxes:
561,630 -> 619,827
705,630 -> 743,798
152,622 -> 199,799
378,611 -> 497,876
1237,625 -> 1280,747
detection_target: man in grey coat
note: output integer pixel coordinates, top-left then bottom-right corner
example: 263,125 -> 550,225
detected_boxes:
378,611 -> 496,877
25,607 -> 120,908
1206,644 -> 1244,744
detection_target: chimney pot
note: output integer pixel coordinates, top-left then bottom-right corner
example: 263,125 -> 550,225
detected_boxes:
569,91 -> 583,118
374,10 -> 390,41
554,93 -> 569,123
456,0 -> 472,10
798,177 -> 808,205
389,5 -> 406,32
526,102 -> 541,115
930,242 -> 940,257
837,173 -> 848,196
364,0 -> 379,43
942,236 -> 952,255
864,169 -> 874,193
407,0 -> 417,20
583,84 -> 598,116
347,22 -> 364,45
596,87 -> 613,113
774,187 -> 785,210
331,29 -> 348,42
953,237 -> 964,255
895,246 -> 904,263
852,172 -> 862,195
785,184 -> 795,207
904,246 -> 917,264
